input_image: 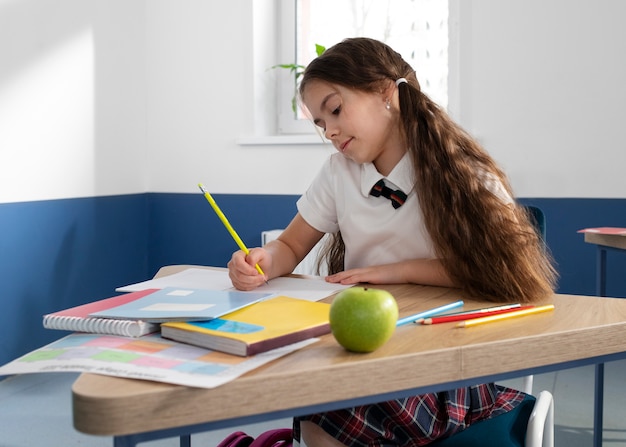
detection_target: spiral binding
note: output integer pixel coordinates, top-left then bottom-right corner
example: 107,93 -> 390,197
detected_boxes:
43,315 -> 157,337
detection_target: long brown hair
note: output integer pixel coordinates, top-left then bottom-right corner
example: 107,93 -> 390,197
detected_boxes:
300,38 -> 557,303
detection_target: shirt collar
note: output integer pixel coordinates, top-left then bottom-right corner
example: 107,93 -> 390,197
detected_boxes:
360,152 -> 415,198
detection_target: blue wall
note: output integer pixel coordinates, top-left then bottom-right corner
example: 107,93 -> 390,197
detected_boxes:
146,193 -> 301,273
519,198 -> 626,298
0,195 -> 149,366
1,194 -> 625,366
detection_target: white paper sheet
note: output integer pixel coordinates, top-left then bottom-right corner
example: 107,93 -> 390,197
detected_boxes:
117,268 -> 351,302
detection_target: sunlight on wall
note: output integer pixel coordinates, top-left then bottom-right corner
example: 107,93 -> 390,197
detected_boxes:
0,28 -> 94,204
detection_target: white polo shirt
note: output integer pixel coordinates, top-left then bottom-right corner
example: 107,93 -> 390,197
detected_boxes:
297,152 -> 435,270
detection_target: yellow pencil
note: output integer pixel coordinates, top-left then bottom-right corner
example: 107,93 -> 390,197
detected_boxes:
198,183 -> 266,278
456,304 -> 555,328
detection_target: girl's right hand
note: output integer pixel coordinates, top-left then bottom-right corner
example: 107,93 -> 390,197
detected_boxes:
227,247 -> 270,290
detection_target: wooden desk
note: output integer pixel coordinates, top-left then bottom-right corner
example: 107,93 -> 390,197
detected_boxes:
585,232 -> 626,250
583,232 -> 626,447
72,267 -> 626,446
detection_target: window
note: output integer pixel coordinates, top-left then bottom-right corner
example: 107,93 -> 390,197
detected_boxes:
277,0 -> 450,135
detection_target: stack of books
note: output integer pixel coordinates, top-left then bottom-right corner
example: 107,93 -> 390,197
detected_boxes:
43,271 -> 333,356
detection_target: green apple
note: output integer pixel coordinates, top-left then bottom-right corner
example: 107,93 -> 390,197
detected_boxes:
329,287 -> 399,353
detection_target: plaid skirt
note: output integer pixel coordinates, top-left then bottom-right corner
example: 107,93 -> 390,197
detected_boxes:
293,384 -> 525,447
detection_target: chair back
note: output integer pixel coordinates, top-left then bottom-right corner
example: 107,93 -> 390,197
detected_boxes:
525,205 -> 546,240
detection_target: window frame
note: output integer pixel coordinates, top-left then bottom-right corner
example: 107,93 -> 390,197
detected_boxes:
276,0 -> 460,136
276,0 -> 317,135
241,0 -> 460,145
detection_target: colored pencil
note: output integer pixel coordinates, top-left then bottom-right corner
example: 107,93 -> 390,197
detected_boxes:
421,305 -> 534,325
198,183 -> 266,278
456,304 -> 555,328
428,303 -> 522,318
396,300 -> 464,327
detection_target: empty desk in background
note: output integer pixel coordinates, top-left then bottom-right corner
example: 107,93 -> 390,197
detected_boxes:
582,230 -> 626,447
583,231 -> 626,297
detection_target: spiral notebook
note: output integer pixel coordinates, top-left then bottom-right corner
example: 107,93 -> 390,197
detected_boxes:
43,289 -> 161,337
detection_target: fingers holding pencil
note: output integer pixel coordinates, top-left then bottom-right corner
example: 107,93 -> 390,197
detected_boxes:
243,247 -> 270,278
228,248 -> 269,290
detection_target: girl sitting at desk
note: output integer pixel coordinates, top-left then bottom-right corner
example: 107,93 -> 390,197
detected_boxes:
228,37 -> 557,447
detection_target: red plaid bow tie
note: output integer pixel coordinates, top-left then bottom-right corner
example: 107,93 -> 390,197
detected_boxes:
370,179 -> 407,209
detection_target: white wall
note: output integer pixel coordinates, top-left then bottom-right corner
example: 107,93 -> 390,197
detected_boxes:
143,0 -> 331,196
455,0 -> 626,198
1,0 -> 625,204
0,0 -> 148,203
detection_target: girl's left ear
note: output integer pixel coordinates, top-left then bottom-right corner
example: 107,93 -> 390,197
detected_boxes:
381,80 -> 396,104
382,80 -> 396,97
381,80 -> 398,109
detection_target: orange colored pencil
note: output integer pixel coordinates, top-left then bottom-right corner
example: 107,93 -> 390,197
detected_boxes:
421,305 -> 534,325
456,304 -> 555,328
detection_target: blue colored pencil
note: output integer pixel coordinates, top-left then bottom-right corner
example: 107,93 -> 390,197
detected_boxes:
396,300 -> 464,326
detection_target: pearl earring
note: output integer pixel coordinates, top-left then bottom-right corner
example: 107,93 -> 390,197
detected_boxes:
385,99 -> 391,110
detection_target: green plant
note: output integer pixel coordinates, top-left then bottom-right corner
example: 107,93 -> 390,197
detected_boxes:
272,44 -> 326,113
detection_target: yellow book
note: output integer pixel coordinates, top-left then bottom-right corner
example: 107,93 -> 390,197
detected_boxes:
161,296 -> 330,356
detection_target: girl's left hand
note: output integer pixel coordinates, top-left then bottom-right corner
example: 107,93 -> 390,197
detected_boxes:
325,259 -> 456,288
326,265 -> 402,285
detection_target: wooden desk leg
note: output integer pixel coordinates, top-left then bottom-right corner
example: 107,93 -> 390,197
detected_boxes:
594,246 -> 607,447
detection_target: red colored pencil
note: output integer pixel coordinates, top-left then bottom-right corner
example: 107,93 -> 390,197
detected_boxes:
414,303 -> 520,323
420,305 -> 535,325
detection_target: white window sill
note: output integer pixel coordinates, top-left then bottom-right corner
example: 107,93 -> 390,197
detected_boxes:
236,134 -> 329,146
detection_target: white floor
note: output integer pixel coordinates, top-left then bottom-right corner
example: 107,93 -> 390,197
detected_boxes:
1,360 -> 626,446
0,372 -> 292,447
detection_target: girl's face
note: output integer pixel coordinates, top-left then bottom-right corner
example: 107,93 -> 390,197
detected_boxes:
302,79 -> 405,175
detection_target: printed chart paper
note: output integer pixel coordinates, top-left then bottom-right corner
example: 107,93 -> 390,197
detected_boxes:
0,333 -> 316,389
